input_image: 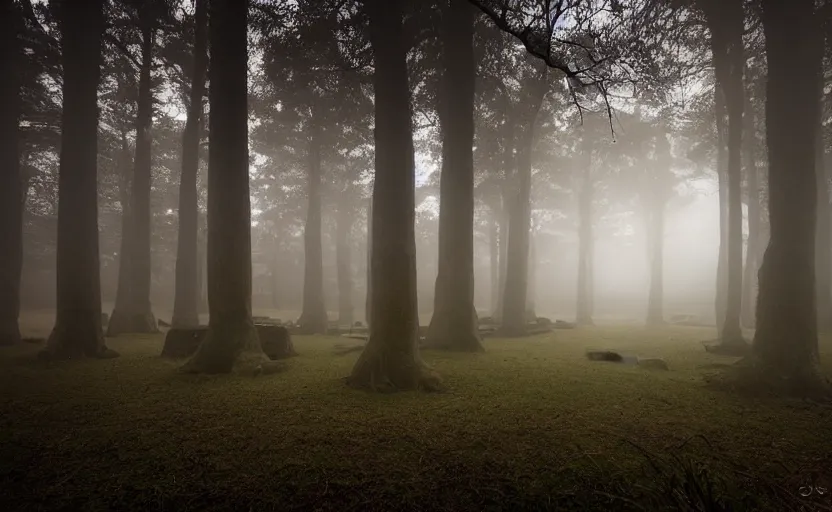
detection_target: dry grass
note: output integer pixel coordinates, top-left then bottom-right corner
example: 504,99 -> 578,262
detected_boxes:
1,319 -> 831,511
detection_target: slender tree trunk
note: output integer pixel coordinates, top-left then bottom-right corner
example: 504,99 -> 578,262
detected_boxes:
110,12 -> 158,334
42,0 -> 116,359
815,70 -> 832,329
645,195 -> 666,326
336,198 -> 354,327
426,0 -> 482,352
714,87 -> 728,335
741,93 -> 760,329
348,0 -> 440,391
197,216 -> 207,315
109,131 -> 133,333
0,0 -> 23,346
489,214 -> 499,315
576,155 -> 594,326
493,199 -> 508,319
172,0 -> 208,329
270,239 -> 280,310
526,232 -> 537,321
298,120 -> 328,334
364,197 -> 372,327
752,0 -> 827,395
183,0 -> 267,374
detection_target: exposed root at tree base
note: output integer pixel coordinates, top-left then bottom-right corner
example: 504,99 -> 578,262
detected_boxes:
702,337 -> 751,357
346,344 -> 444,393
704,354 -> 832,402
180,322 -> 272,375
106,310 -> 160,336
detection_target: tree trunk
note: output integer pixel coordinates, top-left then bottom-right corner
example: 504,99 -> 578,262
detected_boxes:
752,0 -> 827,395
269,240 -> 280,310
493,200 -> 508,319
364,197 -> 372,327
714,86 -> 728,336
576,153 -> 594,326
526,232 -> 537,321
108,131 -> 133,335
183,0 -> 268,374
425,0 -> 482,352
297,120 -> 328,334
0,0 -> 23,346
741,92 -> 760,329
172,0 -> 208,329
815,73 -> 832,329
110,11 -> 158,334
489,214 -> 499,315
499,67 -> 547,337
645,195 -> 665,326
336,198 -> 354,327
42,0 -> 116,359
348,0 -> 440,391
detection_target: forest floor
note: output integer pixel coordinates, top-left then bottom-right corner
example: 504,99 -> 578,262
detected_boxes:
2,319 -> 832,511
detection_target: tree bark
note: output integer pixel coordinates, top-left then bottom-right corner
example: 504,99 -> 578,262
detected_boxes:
183,0 -> 268,374
425,0 -> 483,352
493,199 -> 508,319
109,131 -> 133,335
714,85 -> 728,336
576,150 -> 594,326
42,0 -> 116,360
110,10 -> 159,334
752,0 -> 827,395
498,66 -> 547,337
348,0 -> 441,391
526,232 -> 537,321
336,197 -> 354,327
815,70 -> 832,329
741,92 -> 760,329
0,0 -> 23,346
297,119 -> 328,334
645,195 -> 665,326
489,214 -> 499,315
364,197 -> 372,327
172,0 -> 208,329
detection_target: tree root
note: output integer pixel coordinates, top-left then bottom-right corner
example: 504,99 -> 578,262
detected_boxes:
346,342 -> 444,393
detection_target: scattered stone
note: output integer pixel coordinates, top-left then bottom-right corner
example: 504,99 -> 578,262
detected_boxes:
637,358 -> 670,371
553,320 -> 575,329
257,324 -> 296,360
586,350 -> 623,362
536,317 -> 552,326
586,350 -> 669,370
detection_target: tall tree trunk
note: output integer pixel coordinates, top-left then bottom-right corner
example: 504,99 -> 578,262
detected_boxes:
0,0 -> 23,346
489,214 -> 499,315
172,0 -> 208,329
426,0 -> 482,352
42,0 -> 116,359
270,238 -> 280,310
499,67 -> 547,336
298,120 -> 328,334
197,216 -> 207,315
645,195 -> 665,326
714,87 -> 728,335
183,0 -> 267,374
364,197 -> 372,327
109,131 -> 133,333
493,198 -> 508,319
576,154 -> 594,326
526,232 -> 537,321
752,0 -> 827,395
336,198 -> 354,327
348,0 -> 440,391
741,93 -> 760,329
110,12 -> 159,334
815,71 -> 832,329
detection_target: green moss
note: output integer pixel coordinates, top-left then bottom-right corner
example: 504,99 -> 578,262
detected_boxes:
1,324 -> 831,511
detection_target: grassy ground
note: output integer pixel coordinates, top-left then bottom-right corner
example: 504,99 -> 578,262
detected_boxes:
2,323 -> 832,511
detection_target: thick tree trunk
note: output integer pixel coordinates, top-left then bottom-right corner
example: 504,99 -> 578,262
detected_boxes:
526,233 -> 537,321
493,201 -> 508,320
183,0 -> 268,374
42,0 -> 116,359
576,156 -> 594,326
172,0 -> 208,329
110,13 -> 158,334
298,121 -> 328,334
426,0 -> 483,352
108,131 -> 133,335
269,240 -> 280,310
0,0 -> 23,346
751,0 -> 827,395
348,0 -> 440,391
815,83 -> 832,330
645,197 -> 665,326
741,94 -> 760,329
336,198 -> 354,327
714,87 -> 728,336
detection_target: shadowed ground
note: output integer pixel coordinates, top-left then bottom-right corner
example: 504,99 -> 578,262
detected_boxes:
1,319 -> 831,511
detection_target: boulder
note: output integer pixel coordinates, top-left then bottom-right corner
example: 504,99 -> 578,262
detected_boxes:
553,320 -> 576,329
256,324 -> 296,359
161,326 -> 207,358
